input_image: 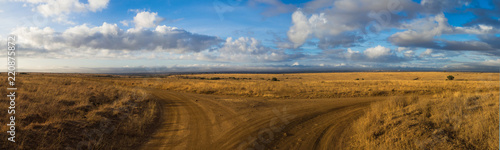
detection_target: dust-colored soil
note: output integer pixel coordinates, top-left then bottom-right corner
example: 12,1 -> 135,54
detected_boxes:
141,89 -> 386,150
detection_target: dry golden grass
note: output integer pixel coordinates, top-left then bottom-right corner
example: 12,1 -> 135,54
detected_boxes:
351,91 -> 499,150
107,72 -> 497,149
0,73 -> 159,149
110,72 -> 499,99
0,72 -> 496,149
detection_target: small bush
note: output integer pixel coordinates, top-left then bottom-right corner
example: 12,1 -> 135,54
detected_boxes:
271,77 -> 279,81
447,75 -> 455,80
210,77 -> 221,80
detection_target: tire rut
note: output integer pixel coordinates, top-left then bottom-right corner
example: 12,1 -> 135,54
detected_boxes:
141,89 -> 385,150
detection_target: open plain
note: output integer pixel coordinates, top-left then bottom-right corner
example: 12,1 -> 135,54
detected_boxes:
0,72 -> 498,149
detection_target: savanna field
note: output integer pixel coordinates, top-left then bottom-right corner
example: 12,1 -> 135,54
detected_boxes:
1,72 -> 498,149
3,0 -> 500,149
0,73 -> 159,149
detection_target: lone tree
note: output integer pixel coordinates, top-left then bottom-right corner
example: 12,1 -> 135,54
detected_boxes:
447,75 -> 455,80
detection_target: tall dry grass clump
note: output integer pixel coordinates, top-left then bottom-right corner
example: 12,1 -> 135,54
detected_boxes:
351,91 -> 499,149
0,74 -> 159,149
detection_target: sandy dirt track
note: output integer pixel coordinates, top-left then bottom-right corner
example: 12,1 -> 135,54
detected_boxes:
141,89 -> 386,150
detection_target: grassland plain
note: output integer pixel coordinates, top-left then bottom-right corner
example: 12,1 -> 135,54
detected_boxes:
0,72 -> 497,149
109,72 -> 499,99
0,73 -> 160,149
106,72 -> 498,149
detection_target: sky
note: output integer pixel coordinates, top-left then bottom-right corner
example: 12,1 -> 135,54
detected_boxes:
0,0 -> 499,73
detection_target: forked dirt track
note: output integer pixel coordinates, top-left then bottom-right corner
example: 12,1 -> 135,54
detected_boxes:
141,89 -> 386,150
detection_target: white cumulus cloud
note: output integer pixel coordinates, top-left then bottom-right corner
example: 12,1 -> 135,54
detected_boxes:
133,11 -> 165,29
10,23 -> 222,58
204,37 -> 299,62
419,49 -> 433,57
364,45 -> 392,59
15,0 -> 109,24
287,10 -> 312,48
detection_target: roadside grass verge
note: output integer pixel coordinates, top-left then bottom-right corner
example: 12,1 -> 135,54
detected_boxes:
0,74 -> 159,149
351,92 -> 499,149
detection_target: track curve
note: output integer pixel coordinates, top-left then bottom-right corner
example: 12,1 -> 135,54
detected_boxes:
141,89 -> 385,150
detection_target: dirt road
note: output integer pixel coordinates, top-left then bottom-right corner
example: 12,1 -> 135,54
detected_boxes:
141,89 -> 386,150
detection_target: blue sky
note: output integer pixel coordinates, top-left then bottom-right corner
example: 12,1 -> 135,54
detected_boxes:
0,0 -> 499,73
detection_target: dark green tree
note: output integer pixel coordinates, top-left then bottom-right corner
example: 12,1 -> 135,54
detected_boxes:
447,75 -> 454,80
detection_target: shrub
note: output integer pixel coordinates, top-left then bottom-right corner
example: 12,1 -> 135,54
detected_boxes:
447,75 -> 455,80
271,77 -> 279,81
